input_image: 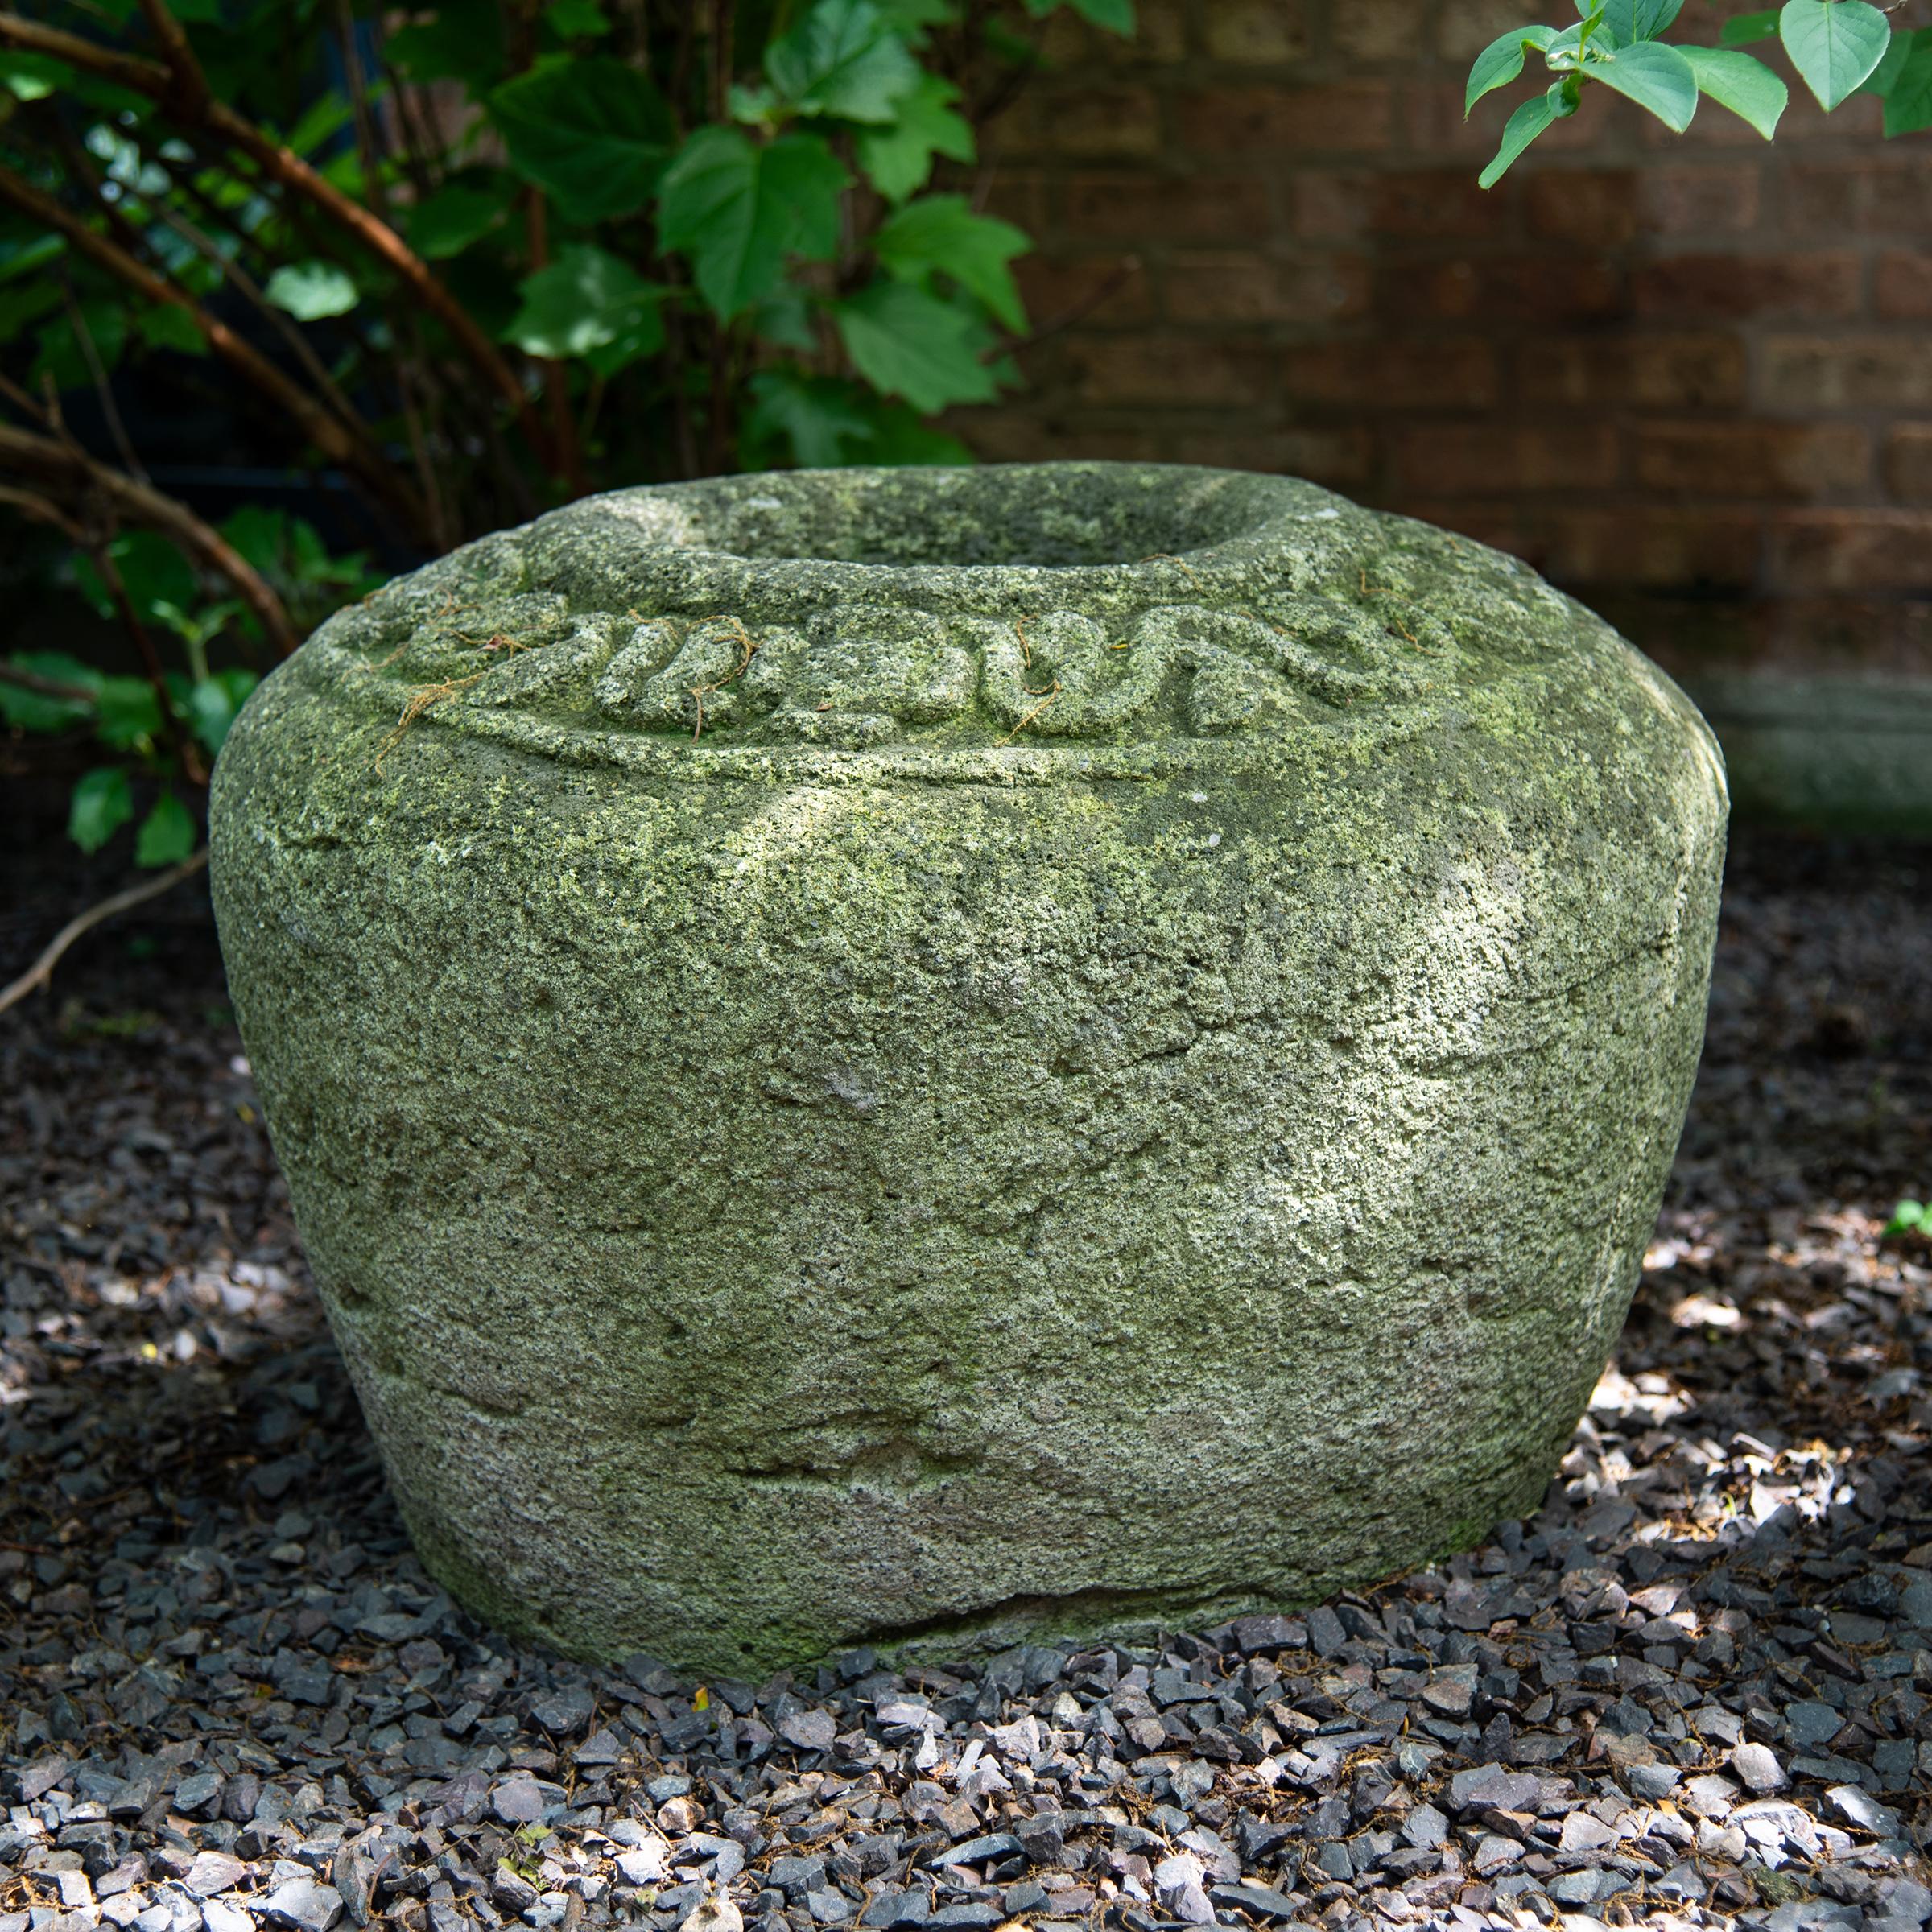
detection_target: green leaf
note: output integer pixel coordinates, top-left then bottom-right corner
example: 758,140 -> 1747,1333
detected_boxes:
0,51 -> 74,100
544,0 -> 610,36
873,194 -> 1029,330
1859,21 -> 1913,92
745,369 -> 881,466
490,55 -> 672,221
1719,6 -> 1780,39
383,0 -> 506,88
833,280 -> 1001,411
657,126 -> 848,319
0,652 -> 102,732
506,244 -> 666,365
1026,0 -> 1135,27
217,506 -> 290,580
73,532 -> 197,627
752,287 -> 820,352
1601,0 -> 1682,40
406,181 -> 514,259
68,766 -> 134,854
136,305 -> 209,355
135,790 -> 196,867
1465,24 -> 1558,113
1591,38 -> 1699,127
744,370 -> 977,467
0,233 -> 61,285
873,0 -> 958,36
94,678 -> 165,751
1883,29 -> 1932,128
1779,0 -> 1890,107
1885,1198 -> 1928,1235
264,261 -> 359,320
766,0 -> 920,122
0,275 -> 61,347
854,72 -> 976,201
33,300 -> 128,390
187,670 -> 258,757
1479,85 -> 1559,186
1680,45 -> 1788,133
861,398 -> 976,463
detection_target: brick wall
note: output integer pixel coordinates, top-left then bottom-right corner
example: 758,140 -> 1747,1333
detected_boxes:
964,0 -> 1932,687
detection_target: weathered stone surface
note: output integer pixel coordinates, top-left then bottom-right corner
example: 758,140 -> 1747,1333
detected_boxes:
208,461 -> 1727,1675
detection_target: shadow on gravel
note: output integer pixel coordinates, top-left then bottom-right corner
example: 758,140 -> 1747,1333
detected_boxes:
2,821 -> 1929,1932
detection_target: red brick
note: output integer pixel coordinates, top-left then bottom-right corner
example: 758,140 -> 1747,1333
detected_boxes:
1525,170 -> 1641,247
1168,427 -> 1378,488
1013,85 -> 1163,159
1397,80 -> 1501,163
1066,336 -> 1279,407
1769,510 -> 1932,592
1760,336 -> 1932,410
1290,171 -> 1371,240
1437,0 -> 1538,57
980,172 -> 1051,235
1521,334 -> 1748,411
1202,0 -> 1315,61
1876,251 -> 1932,320
1332,0 -> 1422,61
1766,86 -> 1885,145
1633,253 -> 1861,321
1392,424 -> 1622,495
1404,257 -> 1627,325
1528,510 -> 1764,589
960,415 -> 1165,464
1367,170 -> 1516,240
1884,427 -> 1932,502
1389,506 -> 1762,588
1526,167 -> 1762,245
1633,423 -> 1871,499
1175,83 -> 1395,153
1015,254 -> 1155,330
1164,252 -> 1370,324
1641,167 -> 1764,236
1785,160 -> 1932,234
1282,340 -> 1501,409
1038,0 -> 1187,64
1062,172 -> 1273,242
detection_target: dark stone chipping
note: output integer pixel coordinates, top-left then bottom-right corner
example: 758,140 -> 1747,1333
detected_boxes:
3,804 -> 1932,1932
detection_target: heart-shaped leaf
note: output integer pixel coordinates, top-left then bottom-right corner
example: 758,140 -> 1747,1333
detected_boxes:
1880,27 -> 1932,128
1779,0 -> 1891,108
490,56 -> 672,221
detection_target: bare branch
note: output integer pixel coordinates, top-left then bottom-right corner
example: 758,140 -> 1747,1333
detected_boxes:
0,7 -> 555,484
0,163 -> 431,543
0,850 -> 208,1018
134,0 -> 209,117
0,420 -> 299,658
0,657 -> 97,706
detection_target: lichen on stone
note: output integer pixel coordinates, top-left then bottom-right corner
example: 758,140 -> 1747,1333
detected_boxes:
211,463 -> 1728,1674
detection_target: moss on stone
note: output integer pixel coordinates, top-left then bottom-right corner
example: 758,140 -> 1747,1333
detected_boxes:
210,463 -> 1727,1674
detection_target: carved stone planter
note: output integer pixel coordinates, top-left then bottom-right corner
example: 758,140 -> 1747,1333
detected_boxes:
209,463 -> 1726,1674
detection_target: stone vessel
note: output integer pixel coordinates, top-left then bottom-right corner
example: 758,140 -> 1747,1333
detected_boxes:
209,463 -> 1727,1676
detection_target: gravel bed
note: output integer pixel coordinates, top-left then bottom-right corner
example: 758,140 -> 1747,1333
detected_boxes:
2,828 -> 1930,1932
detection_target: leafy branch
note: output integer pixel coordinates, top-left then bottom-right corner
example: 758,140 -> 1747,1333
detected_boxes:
1465,0 -> 1930,183
0,0 -> 1135,894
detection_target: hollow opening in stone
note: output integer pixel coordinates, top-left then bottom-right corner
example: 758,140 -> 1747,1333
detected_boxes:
675,463 -> 1277,568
